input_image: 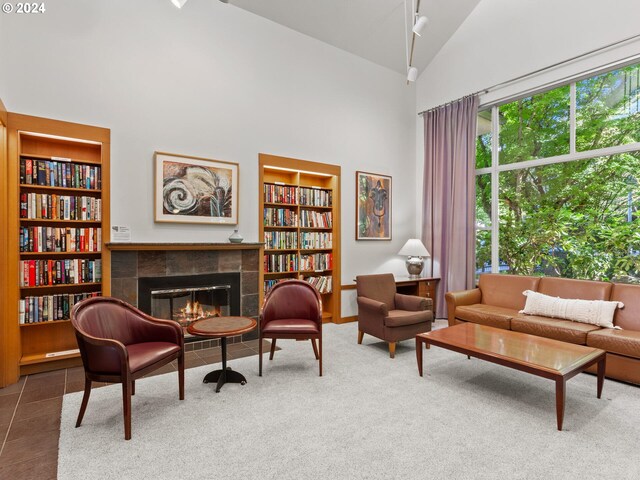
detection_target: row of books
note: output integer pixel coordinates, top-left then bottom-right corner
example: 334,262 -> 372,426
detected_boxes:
304,275 -> 333,294
264,253 -> 299,273
264,231 -> 298,250
299,187 -> 332,207
264,207 -> 298,227
20,158 -> 101,190
263,276 -> 333,295
20,226 -> 102,253
20,193 -> 102,221
19,292 -> 100,324
20,259 -> 102,287
263,184 -> 332,207
299,253 -> 333,271
300,232 -> 332,249
264,184 -> 297,204
300,210 -> 332,228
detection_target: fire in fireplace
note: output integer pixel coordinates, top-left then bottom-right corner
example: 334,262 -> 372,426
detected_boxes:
151,285 -> 230,328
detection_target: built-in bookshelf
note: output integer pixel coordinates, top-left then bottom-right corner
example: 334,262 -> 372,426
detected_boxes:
258,154 -> 340,323
5,113 -> 110,377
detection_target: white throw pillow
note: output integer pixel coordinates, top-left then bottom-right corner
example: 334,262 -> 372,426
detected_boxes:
520,290 -> 624,329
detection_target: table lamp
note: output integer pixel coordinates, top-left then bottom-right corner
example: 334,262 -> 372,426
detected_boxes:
398,239 -> 430,278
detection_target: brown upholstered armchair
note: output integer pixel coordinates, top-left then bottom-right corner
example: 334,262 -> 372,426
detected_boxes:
71,297 -> 185,440
259,280 -> 323,376
356,273 -> 433,358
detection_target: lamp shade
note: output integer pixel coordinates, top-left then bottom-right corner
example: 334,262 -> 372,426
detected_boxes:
398,239 -> 430,257
171,0 -> 188,8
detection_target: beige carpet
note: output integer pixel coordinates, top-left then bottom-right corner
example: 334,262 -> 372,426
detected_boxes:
58,323 -> 640,479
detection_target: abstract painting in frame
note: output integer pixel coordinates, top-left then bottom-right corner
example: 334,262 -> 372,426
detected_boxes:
356,171 -> 391,240
154,152 -> 239,225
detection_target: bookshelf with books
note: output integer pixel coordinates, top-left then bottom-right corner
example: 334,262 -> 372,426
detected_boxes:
5,113 -> 110,378
259,154 -> 340,323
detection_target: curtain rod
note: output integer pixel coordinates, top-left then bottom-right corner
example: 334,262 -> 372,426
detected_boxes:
418,31 -> 640,116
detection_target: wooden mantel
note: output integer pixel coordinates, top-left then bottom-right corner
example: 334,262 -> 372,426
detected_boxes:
106,242 -> 264,251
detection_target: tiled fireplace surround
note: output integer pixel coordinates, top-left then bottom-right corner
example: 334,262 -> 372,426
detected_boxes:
109,244 -> 262,351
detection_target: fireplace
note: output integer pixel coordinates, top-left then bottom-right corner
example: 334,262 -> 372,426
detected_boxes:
138,273 -> 241,342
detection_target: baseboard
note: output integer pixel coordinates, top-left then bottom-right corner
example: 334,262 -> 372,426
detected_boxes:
337,315 -> 357,324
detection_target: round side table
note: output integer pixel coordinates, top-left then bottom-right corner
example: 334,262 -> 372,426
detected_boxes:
187,316 -> 257,393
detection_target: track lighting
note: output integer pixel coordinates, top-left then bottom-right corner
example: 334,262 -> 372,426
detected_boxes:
407,67 -> 418,82
412,15 -> 428,36
171,0 -> 188,8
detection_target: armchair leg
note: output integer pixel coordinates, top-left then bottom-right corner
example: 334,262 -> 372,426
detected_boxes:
122,380 -> 132,441
319,336 -> 323,377
269,339 -> 277,360
178,353 -> 185,400
75,377 -> 92,428
131,381 -> 135,396
389,342 -> 396,359
259,335 -> 263,377
357,330 -> 364,344
311,339 -> 319,360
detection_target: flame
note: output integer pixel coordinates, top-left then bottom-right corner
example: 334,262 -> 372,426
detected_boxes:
177,301 -> 220,325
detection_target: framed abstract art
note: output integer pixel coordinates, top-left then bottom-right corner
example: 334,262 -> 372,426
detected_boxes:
356,171 -> 391,240
154,152 -> 239,225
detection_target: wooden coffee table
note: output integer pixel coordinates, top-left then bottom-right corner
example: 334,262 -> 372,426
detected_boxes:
187,316 -> 257,393
416,323 -> 606,430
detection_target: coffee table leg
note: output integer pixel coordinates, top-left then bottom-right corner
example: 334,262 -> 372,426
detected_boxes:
416,337 -> 423,377
597,355 -> 606,399
555,378 -> 566,431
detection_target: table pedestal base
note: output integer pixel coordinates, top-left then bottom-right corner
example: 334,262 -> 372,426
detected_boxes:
203,367 -> 247,393
201,336 -> 248,393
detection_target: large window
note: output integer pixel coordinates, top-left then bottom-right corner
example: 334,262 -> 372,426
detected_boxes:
476,61 -> 640,283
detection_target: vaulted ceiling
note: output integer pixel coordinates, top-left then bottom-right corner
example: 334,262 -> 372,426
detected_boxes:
229,0 -> 481,75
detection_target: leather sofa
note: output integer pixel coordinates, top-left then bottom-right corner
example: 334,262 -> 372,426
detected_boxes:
445,274 -> 640,385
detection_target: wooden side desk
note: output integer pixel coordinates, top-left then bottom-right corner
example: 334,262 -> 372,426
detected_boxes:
394,276 -> 439,317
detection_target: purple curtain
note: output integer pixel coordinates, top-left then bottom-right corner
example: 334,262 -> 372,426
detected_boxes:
422,95 -> 478,318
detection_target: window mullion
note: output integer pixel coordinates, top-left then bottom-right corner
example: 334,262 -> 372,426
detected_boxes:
570,82 -> 576,154
491,105 -> 500,273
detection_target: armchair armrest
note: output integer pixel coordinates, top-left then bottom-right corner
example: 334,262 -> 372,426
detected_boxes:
394,293 -> 432,312
445,288 -> 482,326
357,296 -> 389,317
77,333 -> 128,375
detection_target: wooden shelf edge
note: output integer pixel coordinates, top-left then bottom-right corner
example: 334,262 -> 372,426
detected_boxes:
20,351 -> 80,366
20,251 -> 102,257
20,152 -> 101,165
20,319 -> 71,327
20,184 -> 102,193
20,282 -> 102,291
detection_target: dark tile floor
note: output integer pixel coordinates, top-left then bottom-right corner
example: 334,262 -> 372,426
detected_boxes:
0,339 -> 269,480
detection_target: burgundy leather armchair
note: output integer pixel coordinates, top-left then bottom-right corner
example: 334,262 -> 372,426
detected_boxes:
356,273 -> 433,358
259,280 -> 323,376
71,297 -> 185,440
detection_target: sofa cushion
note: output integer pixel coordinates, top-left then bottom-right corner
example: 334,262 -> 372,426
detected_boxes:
610,283 -> 640,331
478,274 -> 540,310
511,314 -> 601,345
385,310 -> 431,328
520,290 -> 622,328
455,304 -> 515,330
538,277 -> 611,301
587,329 -> 640,359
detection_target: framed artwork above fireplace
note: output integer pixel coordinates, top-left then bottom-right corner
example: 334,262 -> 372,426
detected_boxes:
154,151 -> 239,225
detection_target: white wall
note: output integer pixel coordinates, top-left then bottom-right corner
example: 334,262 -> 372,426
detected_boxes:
414,0 -> 640,233
0,0 -> 418,317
